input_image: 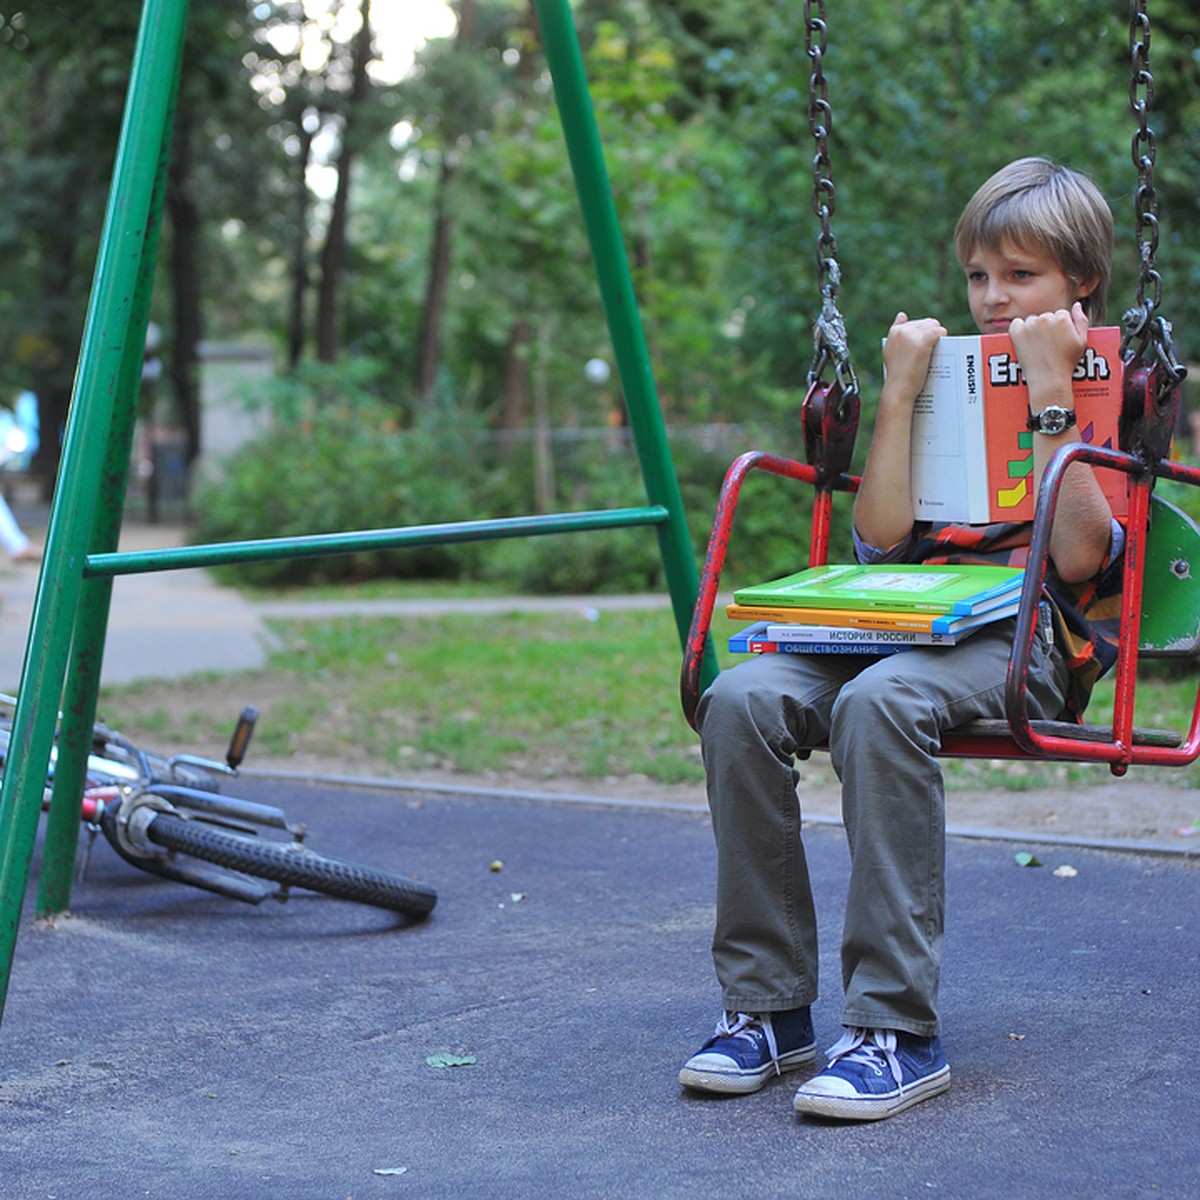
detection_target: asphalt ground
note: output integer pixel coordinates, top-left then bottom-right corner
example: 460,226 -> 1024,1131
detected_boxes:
2,777 -> 1198,1199
0,508 -> 276,691
0,501 -> 1197,1196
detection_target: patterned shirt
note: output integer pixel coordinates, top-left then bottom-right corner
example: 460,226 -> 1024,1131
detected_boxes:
854,518 -> 1125,719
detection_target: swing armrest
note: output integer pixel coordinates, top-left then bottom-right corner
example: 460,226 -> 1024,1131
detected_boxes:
680,451 -> 858,730
987,439 -> 1200,771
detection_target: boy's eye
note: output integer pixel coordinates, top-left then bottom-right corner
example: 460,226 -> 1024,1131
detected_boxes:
967,271 -> 986,283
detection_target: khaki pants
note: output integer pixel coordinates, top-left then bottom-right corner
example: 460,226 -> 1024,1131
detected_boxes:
695,613 -> 1069,1037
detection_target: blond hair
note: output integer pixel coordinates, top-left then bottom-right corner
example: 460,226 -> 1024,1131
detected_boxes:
954,157 -> 1113,322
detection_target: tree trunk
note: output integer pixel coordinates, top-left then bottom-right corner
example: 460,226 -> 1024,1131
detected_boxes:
167,104 -> 204,466
413,0 -> 477,404
414,155 -> 457,401
287,120 -> 315,370
497,317 -> 534,439
532,319 -> 555,513
315,0 -> 373,362
27,60 -> 78,495
493,0 -> 541,434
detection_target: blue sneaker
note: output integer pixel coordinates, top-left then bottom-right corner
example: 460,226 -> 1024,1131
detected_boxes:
792,1027 -> 950,1120
679,1008 -> 816,1095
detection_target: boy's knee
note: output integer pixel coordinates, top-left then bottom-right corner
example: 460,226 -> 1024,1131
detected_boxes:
831,670 -> 934,741
697,660 -> 782,743
698,662 -> 757,729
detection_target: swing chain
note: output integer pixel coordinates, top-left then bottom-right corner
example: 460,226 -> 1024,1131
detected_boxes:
805,1 -> 837,279
803,0 -> 858,408
1121,0 -> 1186,392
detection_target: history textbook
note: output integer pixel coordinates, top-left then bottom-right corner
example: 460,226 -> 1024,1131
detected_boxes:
729,621 -> 905,655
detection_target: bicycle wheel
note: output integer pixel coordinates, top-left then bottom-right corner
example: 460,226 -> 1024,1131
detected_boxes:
143,811 -> 437,917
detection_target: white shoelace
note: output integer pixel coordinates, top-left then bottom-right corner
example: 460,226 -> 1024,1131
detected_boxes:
824,1027 -> 903,1087
715,1012 -> 781,1074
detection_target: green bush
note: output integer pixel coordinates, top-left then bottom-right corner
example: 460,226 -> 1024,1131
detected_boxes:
1158,452 -> 1200,524
191,361 -> 485,585
478,448 -> 666,593
670,432 -> 858,590
191,358 -> 861,591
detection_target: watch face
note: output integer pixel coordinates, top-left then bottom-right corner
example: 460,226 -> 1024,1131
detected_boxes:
1029,406 -> 1075,434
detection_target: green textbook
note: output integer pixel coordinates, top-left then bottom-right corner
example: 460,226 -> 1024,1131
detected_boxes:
732,563 -> 1024,616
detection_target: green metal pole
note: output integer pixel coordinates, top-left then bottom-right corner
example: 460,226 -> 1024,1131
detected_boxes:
83,506 -> 669,577
0,0 -> 190,1019
534,0 -> 712,686
37,92 -> 177,915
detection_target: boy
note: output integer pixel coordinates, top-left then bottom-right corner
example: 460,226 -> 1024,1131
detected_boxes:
679,158 -> 1122,1120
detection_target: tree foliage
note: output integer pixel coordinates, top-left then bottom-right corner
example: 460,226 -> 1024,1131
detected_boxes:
0,0 -> 1195,523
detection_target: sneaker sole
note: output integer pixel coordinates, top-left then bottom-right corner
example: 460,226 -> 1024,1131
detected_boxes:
792,1065 -> 950,1120
679,1045 -> 817,1095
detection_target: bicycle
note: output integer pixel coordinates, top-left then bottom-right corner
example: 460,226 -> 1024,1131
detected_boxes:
1,697 -> 437,918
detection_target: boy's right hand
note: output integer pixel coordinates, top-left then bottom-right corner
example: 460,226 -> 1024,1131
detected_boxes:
882,312 -> 947,407
854,313 -> 947,550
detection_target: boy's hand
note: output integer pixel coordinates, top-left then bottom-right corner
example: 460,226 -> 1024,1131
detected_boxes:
882,312 -> 948,407
1012,300 -> 1111,583
854,313 -> 946,551
1009,301 -> 1089,401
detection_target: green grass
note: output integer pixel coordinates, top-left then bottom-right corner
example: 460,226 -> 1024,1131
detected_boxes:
266,608 -> 710,783
236,577 -> 511,603
101,597 -> 1200,792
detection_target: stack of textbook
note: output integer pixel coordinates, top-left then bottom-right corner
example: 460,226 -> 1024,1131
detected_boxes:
726,563 -> 1024,656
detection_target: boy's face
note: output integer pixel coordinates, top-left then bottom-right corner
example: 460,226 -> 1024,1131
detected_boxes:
962,240 -> 1088,334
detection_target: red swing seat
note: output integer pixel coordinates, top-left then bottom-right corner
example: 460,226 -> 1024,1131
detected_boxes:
680,362 -> 1200,778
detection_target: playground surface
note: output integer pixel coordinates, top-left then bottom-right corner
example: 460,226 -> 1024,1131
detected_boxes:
0,502 -> 1196,1195
2,776 -> 1197,1199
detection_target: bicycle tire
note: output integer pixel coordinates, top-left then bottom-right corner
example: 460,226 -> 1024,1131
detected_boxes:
144,811 -> 437,917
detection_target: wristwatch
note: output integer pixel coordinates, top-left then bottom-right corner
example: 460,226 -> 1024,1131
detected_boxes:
1026,405 -> 1077,435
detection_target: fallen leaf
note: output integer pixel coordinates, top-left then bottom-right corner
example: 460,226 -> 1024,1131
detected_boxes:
489,860 -> 504,873
1053,864 -> 1078,878
510,893 -> 526,903
1008,1033 -> 1026,1041
374,1167 -> 409,1177
425,1052 -> 477,1069
1014,852 -> 1042,868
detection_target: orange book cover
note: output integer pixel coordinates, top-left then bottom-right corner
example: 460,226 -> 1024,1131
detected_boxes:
907,325 -> 1126,523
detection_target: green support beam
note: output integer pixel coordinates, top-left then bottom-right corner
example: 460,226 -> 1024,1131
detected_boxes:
533,0 -> 705,656
0,0 -> 708,1024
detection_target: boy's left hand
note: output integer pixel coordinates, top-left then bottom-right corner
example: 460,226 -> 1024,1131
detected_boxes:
1009,301 -> 1089,398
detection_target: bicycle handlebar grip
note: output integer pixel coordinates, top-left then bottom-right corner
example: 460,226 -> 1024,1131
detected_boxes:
226,705 -> 259,770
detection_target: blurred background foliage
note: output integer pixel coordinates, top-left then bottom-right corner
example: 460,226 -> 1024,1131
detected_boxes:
0,0 -> 1196,590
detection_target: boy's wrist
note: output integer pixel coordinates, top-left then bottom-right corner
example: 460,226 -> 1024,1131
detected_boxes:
1026,405 -> 1077,436
1024,376 -> 1075,414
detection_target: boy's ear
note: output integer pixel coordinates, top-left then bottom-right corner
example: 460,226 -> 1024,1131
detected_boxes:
1075,276 -> 1098,300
